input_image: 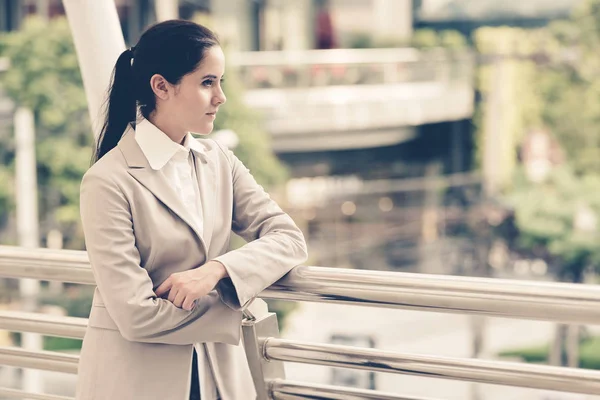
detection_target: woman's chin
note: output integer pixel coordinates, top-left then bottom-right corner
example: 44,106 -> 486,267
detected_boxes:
189,124 -> 213,136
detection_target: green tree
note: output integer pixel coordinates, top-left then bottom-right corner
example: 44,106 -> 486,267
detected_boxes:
0,16 -> 92,248
346,28 -> 468,49
473,0 -> 600,282
472,4 -> 600,367
507,167 -> 600,281
412,29 -> 468,49
537,0 -> 600,175
504,0 -> 600,280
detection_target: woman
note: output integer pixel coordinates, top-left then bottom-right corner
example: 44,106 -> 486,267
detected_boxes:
76,20 -> 308,400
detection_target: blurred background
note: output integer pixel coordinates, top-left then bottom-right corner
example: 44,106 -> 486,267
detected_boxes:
1,0 -> 600,399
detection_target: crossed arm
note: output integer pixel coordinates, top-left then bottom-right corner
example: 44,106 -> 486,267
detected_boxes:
156,143 -> 309,313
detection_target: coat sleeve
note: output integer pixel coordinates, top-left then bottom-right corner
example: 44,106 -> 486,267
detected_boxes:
79,169 -> 242,345
212,143 -> 308,311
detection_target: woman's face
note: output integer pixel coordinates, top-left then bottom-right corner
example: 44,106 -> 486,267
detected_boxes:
168,46 -> 227,135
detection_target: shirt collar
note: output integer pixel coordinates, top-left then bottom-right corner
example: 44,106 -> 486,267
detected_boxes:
134,118 -> 204,170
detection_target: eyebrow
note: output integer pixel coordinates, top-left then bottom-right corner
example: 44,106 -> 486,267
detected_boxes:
201,74 -> 223,79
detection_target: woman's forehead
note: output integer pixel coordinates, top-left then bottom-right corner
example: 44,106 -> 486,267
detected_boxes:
193,46 -> 225,77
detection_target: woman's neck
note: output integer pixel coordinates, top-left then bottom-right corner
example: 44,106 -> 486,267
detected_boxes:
147,112 -> 186,145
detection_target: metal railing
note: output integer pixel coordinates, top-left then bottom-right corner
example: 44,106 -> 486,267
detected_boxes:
1,245 -> 600,399
228,48 -> 474,89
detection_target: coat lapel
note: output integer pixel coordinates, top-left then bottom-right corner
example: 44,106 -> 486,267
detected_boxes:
117,126 -> 208,253
192,149 -> 217,251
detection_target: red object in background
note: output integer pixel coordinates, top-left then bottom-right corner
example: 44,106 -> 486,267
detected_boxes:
316,8 -> 336,49
330,64 -> 346,78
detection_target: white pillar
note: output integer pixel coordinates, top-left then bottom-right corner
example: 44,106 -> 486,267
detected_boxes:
263,0 -> 283,51
210,0 -> 254,51
261,0 -> 313,51
63,0 -> 126,139
15,108 -> 38,251
36,0 -> 50,20
155,0 -> 179,21
47,229 -> 64,295
482,59 -> 509,196
15,107 -> 42,393
373,0 -> 413,43
419,162 -> 442,273
280,0 -> 313,50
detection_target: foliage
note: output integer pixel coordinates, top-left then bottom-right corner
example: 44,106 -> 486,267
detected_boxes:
264,299 -> 298,333
535,1 -> 600,175
1,18 -> 90,140
11,333 -> 83,351
38,284 -> 95,318
506,167 -> 600,280
0,166 -> 14,232
44,336 -> 83,351
8,284 -> 94,351
472,26 -> 550,183
499,335 -> 600,370
473,0 -> 600,282
413,28 -> 469,49
0,16 -> 93,248
346,32 -> 375,49
347,28 -> 468,49
499,344 -> 549,364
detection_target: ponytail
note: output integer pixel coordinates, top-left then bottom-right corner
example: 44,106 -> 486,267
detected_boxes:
92,48 -> 137,164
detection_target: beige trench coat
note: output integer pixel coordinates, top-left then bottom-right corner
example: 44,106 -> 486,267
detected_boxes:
75,123 -> 308,400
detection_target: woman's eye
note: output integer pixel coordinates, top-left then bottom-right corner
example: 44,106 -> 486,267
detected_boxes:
202,78 -> 224,87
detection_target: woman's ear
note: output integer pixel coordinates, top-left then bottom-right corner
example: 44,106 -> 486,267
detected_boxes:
150,74 -> 171,100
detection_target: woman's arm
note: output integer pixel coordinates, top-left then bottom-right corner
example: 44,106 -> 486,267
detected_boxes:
80,170 -> 242,345
211,142 -> 309,311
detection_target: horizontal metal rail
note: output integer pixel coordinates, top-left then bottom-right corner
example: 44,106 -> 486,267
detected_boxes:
268,380 -> 437,400
1,246 -> 600,325
0,388 -> 73,400
0,246 -> 93,285
0,346 -> 78,374
263,338 -> 600,395
263,266 -> 600,325
0,310 -> 86,339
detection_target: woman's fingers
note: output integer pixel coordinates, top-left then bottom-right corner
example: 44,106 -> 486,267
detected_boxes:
182,296 -> 196,311
168,286 -> 178,304
173,289 -> 186,309
155,277 -> 173,297
156,270 -> 212,309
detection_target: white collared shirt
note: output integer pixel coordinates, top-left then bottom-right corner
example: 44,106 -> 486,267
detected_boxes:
134,118 -> 204,236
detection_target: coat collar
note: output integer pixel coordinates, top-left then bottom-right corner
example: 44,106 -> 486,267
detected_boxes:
134,118 -> 206,170
117,122 -> 217,255
118,120 -> 210,169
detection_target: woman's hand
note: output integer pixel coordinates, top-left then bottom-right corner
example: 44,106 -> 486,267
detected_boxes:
155,261 -> 228,311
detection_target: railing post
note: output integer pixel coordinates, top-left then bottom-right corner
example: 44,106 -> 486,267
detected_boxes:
242,310 -> 285,400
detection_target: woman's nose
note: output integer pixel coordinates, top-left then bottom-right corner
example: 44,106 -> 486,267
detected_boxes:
214,88 -> 226,105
